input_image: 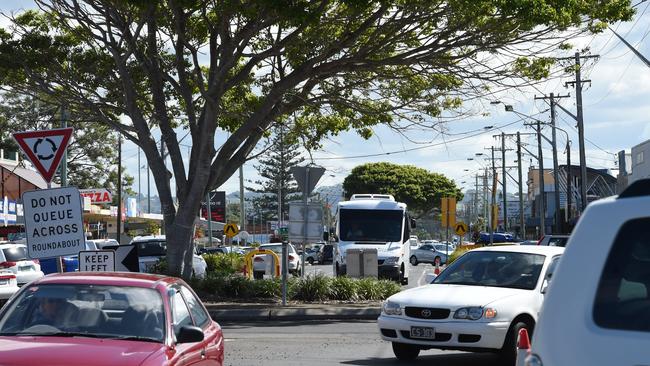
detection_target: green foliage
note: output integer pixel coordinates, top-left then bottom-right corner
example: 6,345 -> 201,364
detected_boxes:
329,276 -> 358,301
203,253 -> 244,275
343,162 -> 463,217
292,274 -> 332,302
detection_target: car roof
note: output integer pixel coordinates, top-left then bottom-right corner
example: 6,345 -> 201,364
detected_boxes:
30,271 -> 179,288
0,243 -> 26,249
472,245 -> 565,256
131,235 -> 166,242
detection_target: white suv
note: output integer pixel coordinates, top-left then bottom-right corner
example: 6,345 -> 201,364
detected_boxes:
528,179 -> 650,365
0,243 -> 44,286
130,235 -> 207,278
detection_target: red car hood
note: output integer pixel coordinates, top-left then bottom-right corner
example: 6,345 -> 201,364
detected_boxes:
0,336 -> 167,366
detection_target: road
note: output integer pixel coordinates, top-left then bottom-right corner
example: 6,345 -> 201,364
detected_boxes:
302,263 -> 441,289
222,320 -> 504,366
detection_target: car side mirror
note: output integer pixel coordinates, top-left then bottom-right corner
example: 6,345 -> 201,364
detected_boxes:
176,325 -> 205,344
541,279 -> 549,294
410,218 -> 417,229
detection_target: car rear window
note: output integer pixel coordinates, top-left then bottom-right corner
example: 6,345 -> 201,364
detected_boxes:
593,217 -> 650,332
2,246 -> 27,261
547,237 -> 568,247
136,241 -> 167,257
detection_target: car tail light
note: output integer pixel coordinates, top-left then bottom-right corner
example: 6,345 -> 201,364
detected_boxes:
0,261 -> 17,268
288,255 -> 295,261
0,273 -> 16,280
254,257 -> 264,262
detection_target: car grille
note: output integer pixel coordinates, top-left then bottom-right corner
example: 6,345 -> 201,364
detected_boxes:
400,330 -> 452,342
404,307 -> 450,320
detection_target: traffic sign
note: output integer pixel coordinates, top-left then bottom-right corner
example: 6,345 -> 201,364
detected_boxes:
22,186 -> 85,259
13,128 -> 74,183
103,244 -> 139,272
224,223 -> 239,238
79,250 -> 115,272
441,197 -> 457,228
290,166 -> 326,195
79,188 -> 113,204
455,222 -> 468,236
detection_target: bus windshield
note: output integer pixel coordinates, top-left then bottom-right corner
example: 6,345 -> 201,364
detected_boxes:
339,209 -> 403,242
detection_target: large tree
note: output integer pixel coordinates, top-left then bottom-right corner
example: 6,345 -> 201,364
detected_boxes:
247,123 -> 304,222
343,162 -> 463,217
0,1 -> 633,278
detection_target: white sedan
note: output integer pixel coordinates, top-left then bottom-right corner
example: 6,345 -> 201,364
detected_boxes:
377,245 -> 563,365
253,243 -> 301,279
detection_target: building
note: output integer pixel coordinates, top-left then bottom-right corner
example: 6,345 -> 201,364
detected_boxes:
628,140 -> 650,185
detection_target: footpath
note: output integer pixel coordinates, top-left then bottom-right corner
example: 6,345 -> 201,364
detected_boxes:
204,302 -> 382,322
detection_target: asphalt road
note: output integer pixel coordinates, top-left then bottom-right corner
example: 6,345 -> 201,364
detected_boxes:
221,320 -> 504,366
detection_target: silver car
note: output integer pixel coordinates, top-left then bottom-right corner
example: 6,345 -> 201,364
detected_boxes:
409,244 -> 448,266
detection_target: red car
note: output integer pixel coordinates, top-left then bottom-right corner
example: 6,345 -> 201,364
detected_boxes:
0,272 -> 224,365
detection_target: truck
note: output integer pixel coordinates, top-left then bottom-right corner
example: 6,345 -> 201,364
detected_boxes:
334,194 -> 415,284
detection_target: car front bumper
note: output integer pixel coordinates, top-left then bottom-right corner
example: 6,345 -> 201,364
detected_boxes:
377,314 -> 509,350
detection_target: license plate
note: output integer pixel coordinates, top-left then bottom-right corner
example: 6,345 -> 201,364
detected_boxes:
410,326 -> 435,339
19,266 -> 34,272
0,279 -> 7,285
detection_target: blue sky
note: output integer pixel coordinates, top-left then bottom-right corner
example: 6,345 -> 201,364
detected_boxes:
3,1 -> 650,199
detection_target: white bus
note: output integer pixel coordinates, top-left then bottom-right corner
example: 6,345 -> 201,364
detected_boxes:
334,194 -> 415,284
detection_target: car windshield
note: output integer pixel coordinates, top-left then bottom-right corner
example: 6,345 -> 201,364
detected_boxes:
2,246 -> 27,261
434,251 -> 546,290
136,241 -> 167,257
339,209 -> 403,242
0,284 -> 165,342
434,244 -> 452,252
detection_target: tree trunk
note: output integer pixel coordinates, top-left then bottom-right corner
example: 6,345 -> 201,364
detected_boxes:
165,220 -> 194,280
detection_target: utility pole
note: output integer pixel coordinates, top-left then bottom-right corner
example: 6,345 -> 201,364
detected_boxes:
490,147 -> 497,245
60,105 -> 68,186
517,132 -> 525,240
239,166 -> 245,233
562,52 -> 598,212
483,168 -> 488,231
501,132 -> 507,232
535,92 -> 570,233
117,134 -> 122,244
536,120 -> 546,237
138,148 -> 141,211
566,140 -> 572,223
147,163 -> 151,214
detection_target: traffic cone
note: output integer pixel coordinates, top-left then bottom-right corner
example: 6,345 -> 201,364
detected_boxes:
434,263 -> 440,276
515,328 -> 531,366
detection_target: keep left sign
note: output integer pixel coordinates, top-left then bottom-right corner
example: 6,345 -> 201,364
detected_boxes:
79,250 -> 115,272
22,186 -> 85,259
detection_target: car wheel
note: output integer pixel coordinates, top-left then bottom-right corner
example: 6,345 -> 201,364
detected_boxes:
392,342 -> 420,361
499,320 -> 531,365
307,257 -> 314,265
434,256 -> 441,266
409,255 -> 418,266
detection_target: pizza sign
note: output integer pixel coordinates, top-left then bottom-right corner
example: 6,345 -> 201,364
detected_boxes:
79,189 -> 113,204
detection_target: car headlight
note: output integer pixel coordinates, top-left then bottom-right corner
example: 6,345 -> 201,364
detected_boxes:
453,307 -> 497,320
382,300 -> 402,316
383,257 -> 399,265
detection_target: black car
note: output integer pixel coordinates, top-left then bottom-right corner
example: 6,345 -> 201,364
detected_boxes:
317,244 -> 333,264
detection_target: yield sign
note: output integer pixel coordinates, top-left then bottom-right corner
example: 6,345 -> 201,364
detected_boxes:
13,128 -> 74,183
290,166 -> 326,196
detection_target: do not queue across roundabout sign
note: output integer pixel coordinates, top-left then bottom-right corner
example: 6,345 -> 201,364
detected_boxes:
22,186 -> 86,259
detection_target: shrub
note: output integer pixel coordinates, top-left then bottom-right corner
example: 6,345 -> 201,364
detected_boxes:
224,275 -> 254,298
376,279 -> 401,299
251,278 -> 282,298
356,278 -> 383,300
204,253 -> 244,275
292,274 -> 332,302
330,276 -> 358,301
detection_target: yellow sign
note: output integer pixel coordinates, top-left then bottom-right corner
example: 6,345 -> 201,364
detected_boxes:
441,197 -> 457,228
491,204 -> 499,230
455,222 -> 468,236
224,223 -> 239,238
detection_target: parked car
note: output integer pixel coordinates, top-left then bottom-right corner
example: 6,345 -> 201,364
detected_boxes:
0,243 -> 44,286
40,240 -> 100,275
253,243 -> 302,279
304,248 -> 319,265
317,244 -> 334,264
527,179 -> 650,366
0,272 -> 224,365
409,244 -> 448,266
477,232 -> 514,244
536,234 -> 569,247
130,235 -> 207,278
378,245 -> 563,365
87,239 -> 119,249
0,271 -> 18,305
200,246 -> 244,255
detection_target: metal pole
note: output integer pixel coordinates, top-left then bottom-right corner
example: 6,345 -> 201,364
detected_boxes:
60,106 -> 68,186
207,192 -> 213,247
147,164 -> 151,214
537,121 -> 546,237
490,147 -> 496,245
501,133 -> 507,232
550,94 -> 561,234
239,166 -> 245,237
566,141 -> 572,224
281,241 -> 288,306
117,134 -> 122,244
517,132 -> 525,240
575,52 -> 589,212
301,167 -> 309,277
483,168 -> 488,232
138,148 -> 141,213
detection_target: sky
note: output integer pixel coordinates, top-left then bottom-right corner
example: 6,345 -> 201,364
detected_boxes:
3,1 -> 650,201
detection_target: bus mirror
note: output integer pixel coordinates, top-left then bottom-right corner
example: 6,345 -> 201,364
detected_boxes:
410,218 -> 417,229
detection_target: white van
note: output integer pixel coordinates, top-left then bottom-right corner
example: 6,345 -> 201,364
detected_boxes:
527,179 -> 650,365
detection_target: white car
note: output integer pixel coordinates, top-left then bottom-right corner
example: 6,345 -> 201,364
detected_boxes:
0,271 -> 19,304
130,235 -> 207,278
378,245 -> 563,364
0,243 -> 44,286
527,180 -> 650,366
253,243 -> 301,279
